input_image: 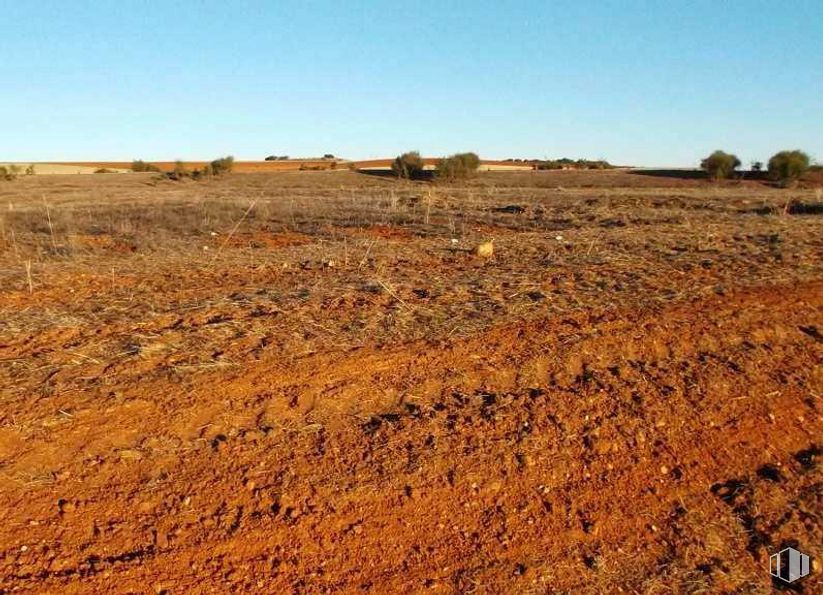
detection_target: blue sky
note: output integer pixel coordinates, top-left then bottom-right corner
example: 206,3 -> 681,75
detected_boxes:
1,0 -> 821,166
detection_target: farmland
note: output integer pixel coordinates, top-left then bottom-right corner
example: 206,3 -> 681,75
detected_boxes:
0,169 -> 821,592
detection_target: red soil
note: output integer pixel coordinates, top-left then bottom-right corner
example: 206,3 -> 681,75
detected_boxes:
0,282 -> 820,592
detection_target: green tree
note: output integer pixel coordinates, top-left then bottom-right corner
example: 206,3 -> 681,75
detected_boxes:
700,150 -> 741,180
767,150 -> 810,187
209,156 -> 234,175
392,151 -> 425,179
435,152 -> 481,181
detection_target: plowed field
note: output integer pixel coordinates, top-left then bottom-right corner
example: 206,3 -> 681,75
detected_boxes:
0,170 -> 820,593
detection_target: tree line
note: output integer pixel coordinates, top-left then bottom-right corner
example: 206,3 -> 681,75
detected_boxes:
701,149 -> 812,186
391,151 -> 481,181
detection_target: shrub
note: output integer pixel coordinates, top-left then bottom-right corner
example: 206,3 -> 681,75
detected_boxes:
167,157 -> 233,181
0,165 -> 21,181
209,156 -> 234,176
94,168 -> 115,174
533,158 -> 612,170
165,160 -> 191,181
323,153 -> 335,160
391,151 -> 425,179
24,164 -> 35,176
435,152 -> 481,181
191,164 -> 213,180
768,150 -> 810,186
131,160 -> 161,173
700,150 -> 740,180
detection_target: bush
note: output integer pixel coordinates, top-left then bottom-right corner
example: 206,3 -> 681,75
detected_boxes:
392,151 -> 425,179
192,164 -> 212,180
165,157 -> 233,181
94,168 -> 115,174
209,156 -> 234,175
700,150 -> 740,180
0,165 -> 21,181
533,158 -> 612,170
165,160 -> 191,181
768,150 -> 810,186
132,160 -> 161,173
435,152 -> 480,181
323,153 -> 335,160
24,164 -> 35,176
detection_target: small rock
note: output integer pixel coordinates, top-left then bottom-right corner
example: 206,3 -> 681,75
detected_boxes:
58,500 -> 76,514
474,241 -> 494,258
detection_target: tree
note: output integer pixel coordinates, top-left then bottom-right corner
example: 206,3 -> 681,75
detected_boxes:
435,152 -> 481,181
767,150 -> 810,187
750,161 -> 763,172
392,151 -> 425,179
209,156 -> 234,175
700,150 -> 740,180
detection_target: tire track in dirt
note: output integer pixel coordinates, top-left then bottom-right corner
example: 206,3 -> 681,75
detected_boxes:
0,282 -> 821,592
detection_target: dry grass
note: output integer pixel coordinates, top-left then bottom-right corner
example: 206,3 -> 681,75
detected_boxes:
0,169 -> 821,394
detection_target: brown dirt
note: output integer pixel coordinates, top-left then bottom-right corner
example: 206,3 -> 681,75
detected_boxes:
218,231 -> 313,249
0,171 -> 821,593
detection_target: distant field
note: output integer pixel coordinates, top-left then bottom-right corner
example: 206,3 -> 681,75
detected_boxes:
354,158 -> 534,171
0,163 -> 131,175
34,159 -> 535,173
51,160 -> 342,173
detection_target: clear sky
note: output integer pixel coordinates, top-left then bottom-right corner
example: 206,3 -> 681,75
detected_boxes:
2,0 -> 821,166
